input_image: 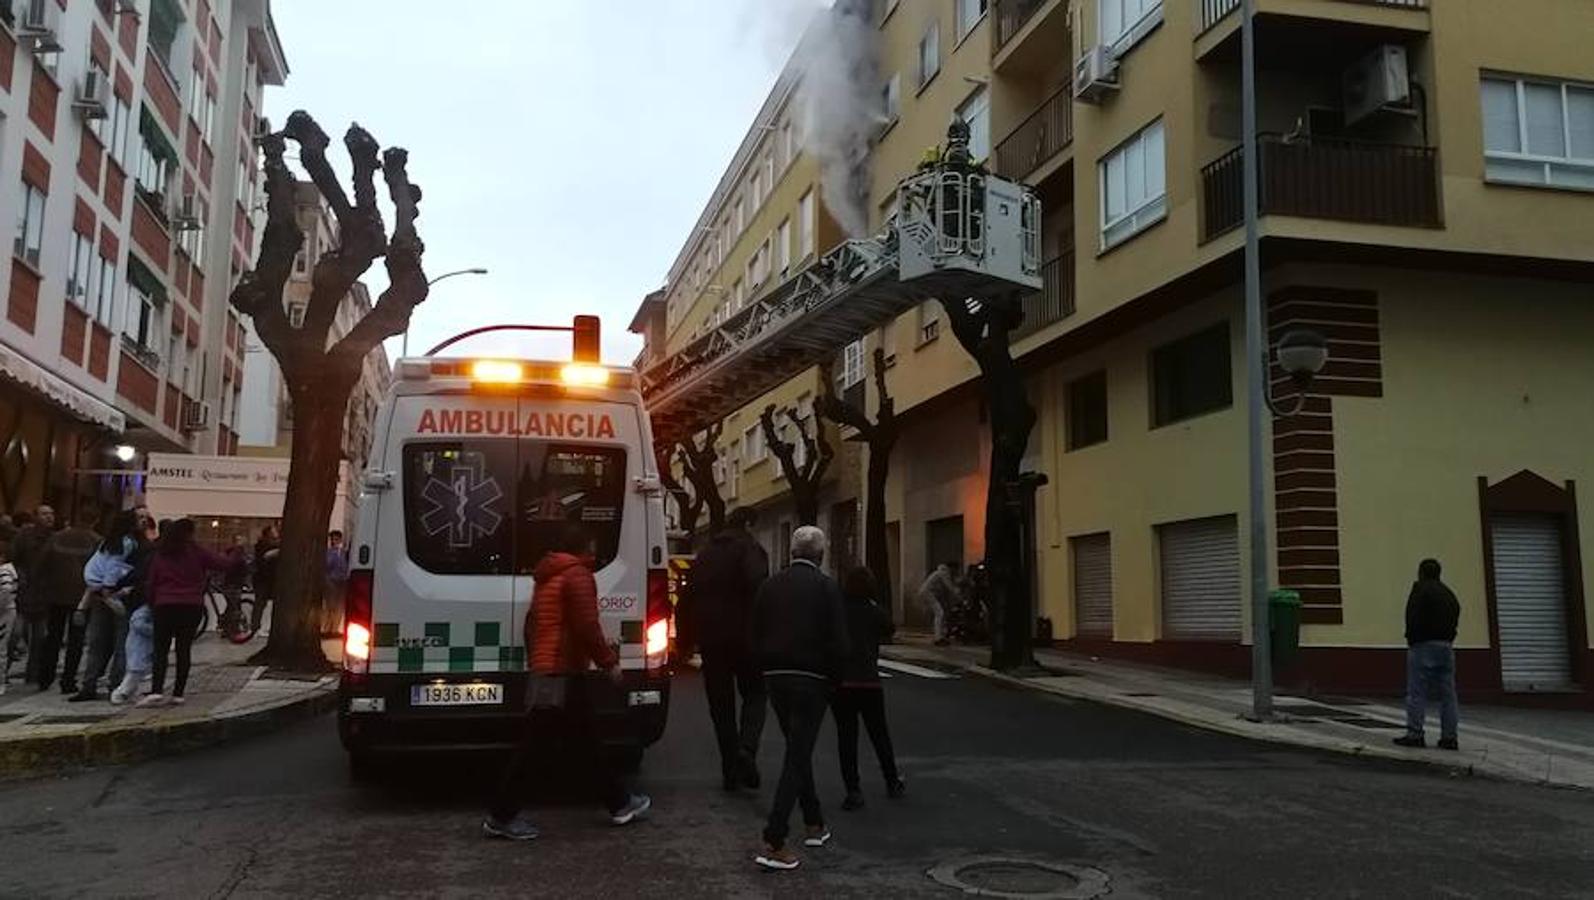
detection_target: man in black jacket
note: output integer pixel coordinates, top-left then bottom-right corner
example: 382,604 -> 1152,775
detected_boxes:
1396,558 -> 1462,750
751,525 -> 849,871
678,508 -> 770,791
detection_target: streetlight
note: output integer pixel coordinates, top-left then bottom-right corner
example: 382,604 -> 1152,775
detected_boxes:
400,267 -> 489,356
113,444 -> 137,463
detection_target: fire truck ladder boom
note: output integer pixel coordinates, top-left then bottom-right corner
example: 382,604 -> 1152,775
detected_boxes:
641,157 -> 1043,448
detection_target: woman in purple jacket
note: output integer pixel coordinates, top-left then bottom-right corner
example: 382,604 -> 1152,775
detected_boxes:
138,519 -> 232,707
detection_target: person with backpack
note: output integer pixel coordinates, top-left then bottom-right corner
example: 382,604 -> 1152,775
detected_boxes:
834,566 -> 905,811
677,507 -> 771,791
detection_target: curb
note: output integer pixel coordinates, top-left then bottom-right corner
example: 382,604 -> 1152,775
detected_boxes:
0,683 -> 338,779
882,646 -> 1591,793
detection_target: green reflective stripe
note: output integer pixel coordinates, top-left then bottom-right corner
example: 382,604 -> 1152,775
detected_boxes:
424,622 -> 451,645
475,622 -> 501,647
449,647 -> 475,672
374,623 -> 400,648
397,647 -> 424,672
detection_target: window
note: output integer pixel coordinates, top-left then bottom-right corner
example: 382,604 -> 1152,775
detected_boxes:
202,91 -> 216,144
94,251 -> 118,327
1482,75 -> 1594,190
881,73 -> 901,128
147,0 -> 185,74
402,442 -> 627,575
135,111 -> 178,204
107,95 -> 133,166
798,190 -> 815,258
763,154 -> 775,196
187,69 -> 205,124
781,120 -> 796,169
743,424 -> 766,464
1066,371 -> 1109,450
917,299 -> 941,344
68,230 -> 95,309
123,273 -> 162,357
958,86 -> 991,160
918,20 -> 941,89
776,218 -> 792,275
1100,0 -> 1163,54
178,217 -> 205,262
287,301 -> 307,329
750,167 -> 764,210
14,182 -> 46,268
735,194 -> 746,234
838,340 -> 865,405
1100,119 -> 1166,249
1152,322 -> 1232,427
955,0 -> 988,41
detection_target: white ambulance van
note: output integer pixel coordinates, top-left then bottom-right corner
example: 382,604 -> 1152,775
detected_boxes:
338,318 -> 671,774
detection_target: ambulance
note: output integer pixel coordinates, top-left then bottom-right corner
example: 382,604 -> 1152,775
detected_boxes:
338,318 -> 671,775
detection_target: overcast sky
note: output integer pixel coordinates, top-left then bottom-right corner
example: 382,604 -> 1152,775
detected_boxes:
265,0 -> 818,365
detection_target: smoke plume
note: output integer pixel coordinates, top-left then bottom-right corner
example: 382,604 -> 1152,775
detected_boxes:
792,0 -> 883,238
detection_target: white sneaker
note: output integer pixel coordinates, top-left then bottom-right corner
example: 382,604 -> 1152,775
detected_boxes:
109,689 -> 130,705
136,693 -> 168,708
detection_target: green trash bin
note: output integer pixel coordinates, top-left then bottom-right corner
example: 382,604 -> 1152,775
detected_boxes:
1269,589 -> 1302,668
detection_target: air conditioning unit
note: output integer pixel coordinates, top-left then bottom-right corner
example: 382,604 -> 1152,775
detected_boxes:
73,69 -> 110,120
182,400 -> 212,432
1343,45 -> 1411,126
17,0 -> 64,53
171,192 -> 201,231
1073,45 -> 1120,105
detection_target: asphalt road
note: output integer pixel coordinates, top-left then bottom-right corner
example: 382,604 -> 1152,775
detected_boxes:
3,663 -> 1593,899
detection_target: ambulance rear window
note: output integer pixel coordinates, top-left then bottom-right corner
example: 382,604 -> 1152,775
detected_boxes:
402,441 -> 627,575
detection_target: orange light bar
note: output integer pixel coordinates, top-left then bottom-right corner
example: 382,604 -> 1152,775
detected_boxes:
470,359 -> 526,384
560,363 -> 610,386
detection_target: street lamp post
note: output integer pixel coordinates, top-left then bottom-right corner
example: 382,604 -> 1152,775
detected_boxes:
400,267 -> 489,356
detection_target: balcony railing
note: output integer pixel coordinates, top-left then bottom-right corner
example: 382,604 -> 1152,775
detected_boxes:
994,83 -> 1074,182
994,0 -> 1048,51
1013,251 -> 1075,341
1198,0 -> 1427,35
1201,134 -> 1440,241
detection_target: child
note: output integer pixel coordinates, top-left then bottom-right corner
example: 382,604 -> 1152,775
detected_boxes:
833,566 -> 905,811
0,544 -> 17,695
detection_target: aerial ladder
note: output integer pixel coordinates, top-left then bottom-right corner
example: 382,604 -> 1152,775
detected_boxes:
641,126 -> 1045,446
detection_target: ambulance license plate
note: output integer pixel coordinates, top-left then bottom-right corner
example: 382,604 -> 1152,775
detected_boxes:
410,683 -> 503,707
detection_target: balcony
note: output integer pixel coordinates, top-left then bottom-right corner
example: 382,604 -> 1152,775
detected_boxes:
1013,251 -> 1075,341
1201,134 -> 1440,241
993,0 -> 1070,75
994,83 -> 1073,184
1198,0 -> 1428,37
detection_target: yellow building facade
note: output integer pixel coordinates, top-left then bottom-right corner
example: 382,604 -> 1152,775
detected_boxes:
638,0 -> 1594,699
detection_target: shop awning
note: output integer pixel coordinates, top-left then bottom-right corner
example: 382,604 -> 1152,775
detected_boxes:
0,340 -> 125,433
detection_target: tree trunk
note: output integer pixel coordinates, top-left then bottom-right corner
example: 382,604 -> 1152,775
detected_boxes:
863,439 -> 892,612
253,387 -> 346,670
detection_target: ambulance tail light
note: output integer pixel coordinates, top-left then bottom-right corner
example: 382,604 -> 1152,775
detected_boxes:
344,569 -> 374,674
645,568 -> 670,667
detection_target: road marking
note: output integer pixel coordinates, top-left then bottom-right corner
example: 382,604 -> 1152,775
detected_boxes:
877,659 -> 956,680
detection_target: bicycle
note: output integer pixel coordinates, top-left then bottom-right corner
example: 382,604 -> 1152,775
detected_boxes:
200,578 -> 261,644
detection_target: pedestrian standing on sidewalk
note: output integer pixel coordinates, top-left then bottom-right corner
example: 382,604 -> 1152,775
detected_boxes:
31,511 -> 99,694
917,562 -> 961,647
0,543 -> 17,695
252,526 -> 280,633
219,535 -> 249,634
11,505 -> 55,685
111,518 -> 162,706
139,518 -> 232,707
1395,558 -> 1462,751
751,525 -> 850,872
483,522 -> 650,840
322,530 -> 350,637
834,566 -> 905,811
677,507 -> 770,792
70,511 -> 140,702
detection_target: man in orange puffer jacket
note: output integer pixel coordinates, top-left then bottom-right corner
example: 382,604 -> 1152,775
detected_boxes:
484,522 -> 651,841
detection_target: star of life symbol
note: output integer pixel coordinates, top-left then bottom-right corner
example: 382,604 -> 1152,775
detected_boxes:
420,455 -> 505,548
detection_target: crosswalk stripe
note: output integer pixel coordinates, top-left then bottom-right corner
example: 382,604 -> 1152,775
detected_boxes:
877,659 -> 956,680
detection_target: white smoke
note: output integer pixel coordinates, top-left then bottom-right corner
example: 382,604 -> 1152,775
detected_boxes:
791,0 -> 882,238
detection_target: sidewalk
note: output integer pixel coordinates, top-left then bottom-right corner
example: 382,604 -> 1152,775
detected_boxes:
0,633 -> 339,777
882,635 -> 1594,792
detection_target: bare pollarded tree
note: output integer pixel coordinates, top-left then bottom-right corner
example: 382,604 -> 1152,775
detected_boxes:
817,350 -> 898,607
758,402 -> 834,526
228,111 -> 429,670
676,423 -> 726,535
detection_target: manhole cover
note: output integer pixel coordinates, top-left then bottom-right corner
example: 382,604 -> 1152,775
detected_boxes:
928,857 -> 1110,899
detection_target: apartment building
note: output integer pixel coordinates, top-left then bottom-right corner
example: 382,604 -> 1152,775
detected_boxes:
631,51 -> 870,573
639,0 -> 1594,699
237,179 -> 392,476
0,0 -> 286,518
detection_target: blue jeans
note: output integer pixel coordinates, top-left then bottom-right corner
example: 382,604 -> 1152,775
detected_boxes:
1405,641 -> 1459,741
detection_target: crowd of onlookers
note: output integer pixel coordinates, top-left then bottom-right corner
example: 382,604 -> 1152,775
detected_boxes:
0,505 -> 294,706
